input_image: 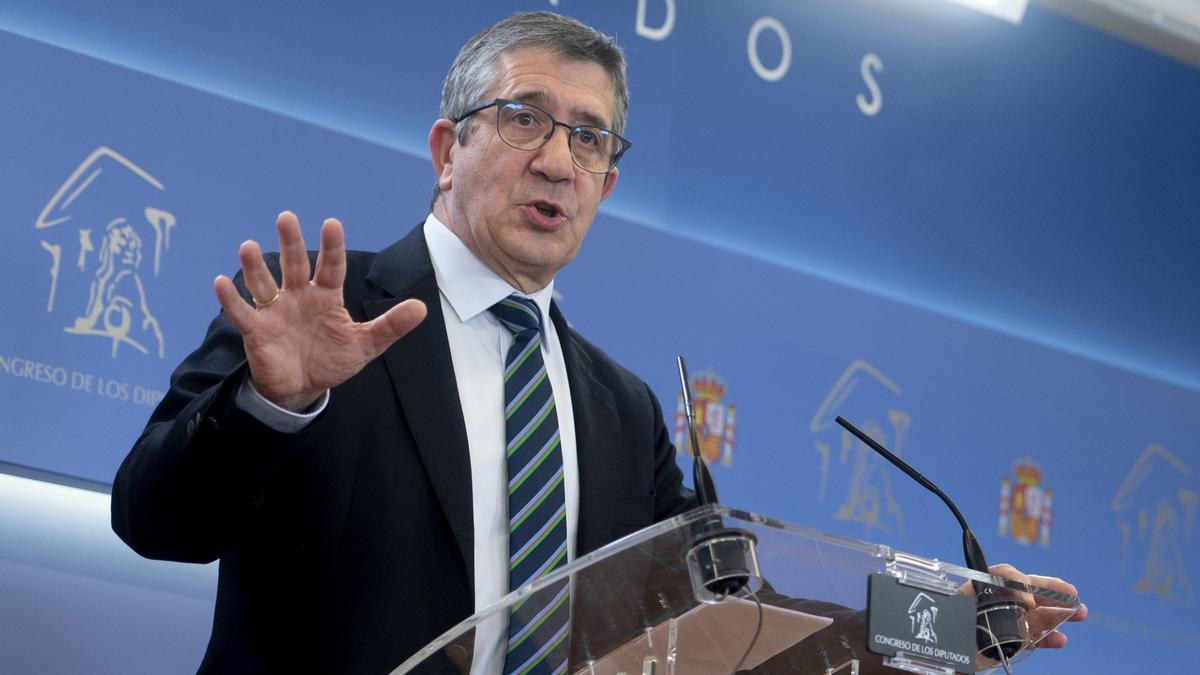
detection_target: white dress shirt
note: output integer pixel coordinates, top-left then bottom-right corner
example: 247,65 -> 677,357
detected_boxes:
237,214 -> 579,673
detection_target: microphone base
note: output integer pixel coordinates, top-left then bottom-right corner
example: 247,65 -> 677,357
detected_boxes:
685,526 -> 762,603
976,595 -> 1030,664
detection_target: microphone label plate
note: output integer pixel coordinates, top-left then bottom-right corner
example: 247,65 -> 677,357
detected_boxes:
866,572 -> 977,673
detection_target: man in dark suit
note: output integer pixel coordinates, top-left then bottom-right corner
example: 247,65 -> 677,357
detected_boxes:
113,10 -> 1084,674
112,11 -> 697,674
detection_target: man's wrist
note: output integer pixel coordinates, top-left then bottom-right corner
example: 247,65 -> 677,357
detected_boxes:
236,375 -> 329,433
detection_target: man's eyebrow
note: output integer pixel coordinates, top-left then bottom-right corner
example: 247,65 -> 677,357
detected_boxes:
510,90 -> 611,129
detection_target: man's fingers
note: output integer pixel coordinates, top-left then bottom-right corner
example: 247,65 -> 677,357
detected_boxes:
1069,602 -> 1088,622
987,563 -> 1025,582
362,299 -> 428,354
277,211 -> 312,289
313,218 -> 347,289
1025,575 -> 1086,624
237,240 -> 280,305
1038,630 -> 1068,649
1027,574 -> 1078,598
214,275 -> 257,328
990,567 -> 1086,649
986,563 -> 1037,610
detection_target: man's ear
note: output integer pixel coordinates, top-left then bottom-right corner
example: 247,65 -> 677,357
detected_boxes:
429,119 -> 458,193
600,166 -> 619,201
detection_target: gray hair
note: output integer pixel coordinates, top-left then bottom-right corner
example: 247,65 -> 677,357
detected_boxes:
431,11 -> 629,208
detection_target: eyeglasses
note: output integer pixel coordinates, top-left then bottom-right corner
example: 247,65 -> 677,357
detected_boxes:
455,98 -> 632,174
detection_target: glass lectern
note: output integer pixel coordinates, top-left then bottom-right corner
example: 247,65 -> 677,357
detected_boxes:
393,505 -> 1080,675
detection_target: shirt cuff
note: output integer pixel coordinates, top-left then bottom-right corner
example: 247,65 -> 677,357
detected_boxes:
235,375 -> 329,433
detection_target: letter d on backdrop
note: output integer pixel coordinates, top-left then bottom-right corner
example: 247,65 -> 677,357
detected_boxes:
636,0 -> 675,41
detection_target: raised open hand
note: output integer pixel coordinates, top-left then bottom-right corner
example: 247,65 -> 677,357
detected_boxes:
213,211 -> 427,411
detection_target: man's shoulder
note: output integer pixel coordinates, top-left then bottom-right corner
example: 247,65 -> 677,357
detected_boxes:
561,324 -> 657,402
343,249 -> 381,273
338,223 -> 431,293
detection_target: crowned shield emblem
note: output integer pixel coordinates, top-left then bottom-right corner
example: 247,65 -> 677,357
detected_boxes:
998,458 -> 1052,547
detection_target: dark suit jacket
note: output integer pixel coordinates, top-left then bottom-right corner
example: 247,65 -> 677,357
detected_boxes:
111,225 -> 696,674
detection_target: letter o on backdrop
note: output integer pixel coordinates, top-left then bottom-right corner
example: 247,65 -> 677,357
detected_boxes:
747,16 -> 792,82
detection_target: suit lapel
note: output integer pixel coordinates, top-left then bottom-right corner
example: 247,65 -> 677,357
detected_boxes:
552,306 -> 622,557
364,226 -> 476,589
359,228 -> 624,582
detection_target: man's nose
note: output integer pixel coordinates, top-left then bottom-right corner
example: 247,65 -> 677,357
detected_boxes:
531,124 -> 575,181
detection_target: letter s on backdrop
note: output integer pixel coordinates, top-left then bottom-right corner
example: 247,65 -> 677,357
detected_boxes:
857,52 -> 884,116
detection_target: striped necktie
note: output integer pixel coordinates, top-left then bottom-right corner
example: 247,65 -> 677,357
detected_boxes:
489,295 -> 570,675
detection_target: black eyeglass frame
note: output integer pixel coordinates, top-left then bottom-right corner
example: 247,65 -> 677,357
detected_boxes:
454,98 -> 632,174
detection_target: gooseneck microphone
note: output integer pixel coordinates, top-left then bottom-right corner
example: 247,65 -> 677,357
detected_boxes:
677,356 -> 760,601
678,356 -> 720,507
834,416 -> 1027,667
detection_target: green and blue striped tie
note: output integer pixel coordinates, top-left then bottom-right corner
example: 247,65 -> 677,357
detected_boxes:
490,295 -> 570,675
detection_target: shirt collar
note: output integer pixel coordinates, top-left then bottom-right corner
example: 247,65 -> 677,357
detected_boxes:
424,213 -> 557,341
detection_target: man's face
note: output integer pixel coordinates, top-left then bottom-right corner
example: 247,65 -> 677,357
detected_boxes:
431,48 -> 620,292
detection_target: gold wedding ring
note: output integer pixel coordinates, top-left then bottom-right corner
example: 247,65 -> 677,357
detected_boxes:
253,289 -> 282,308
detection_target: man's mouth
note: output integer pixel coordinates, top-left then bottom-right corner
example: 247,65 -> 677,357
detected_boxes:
524,201 -> 567,229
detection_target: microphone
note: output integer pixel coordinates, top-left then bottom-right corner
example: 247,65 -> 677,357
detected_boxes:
834,416 -> 1027,667
677,356 -> 719,507
676,356 -> 759,601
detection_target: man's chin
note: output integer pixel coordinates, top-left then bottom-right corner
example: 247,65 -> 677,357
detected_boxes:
503,251 -> 576,287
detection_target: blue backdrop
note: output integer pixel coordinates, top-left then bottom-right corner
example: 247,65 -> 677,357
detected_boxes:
1,2 -> 1197,672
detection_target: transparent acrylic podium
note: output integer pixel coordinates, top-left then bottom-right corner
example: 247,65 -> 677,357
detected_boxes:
393,505 -> 1080,674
